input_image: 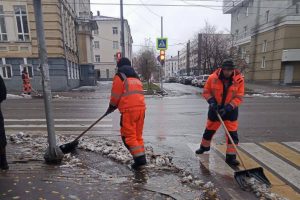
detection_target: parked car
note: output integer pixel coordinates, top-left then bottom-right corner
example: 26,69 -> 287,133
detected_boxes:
197,75 -> 210,88
168,77 -> 177,83
184,76 -> 193,85
192,76 -> 203,86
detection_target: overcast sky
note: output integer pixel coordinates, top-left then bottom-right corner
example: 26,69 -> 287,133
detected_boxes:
90,0 -> 231,56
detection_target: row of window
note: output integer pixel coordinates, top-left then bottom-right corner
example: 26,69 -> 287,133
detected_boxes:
67,61 -> 80,80
0,61 -> 79,80
0,5 -> 29,42
0,65 -> 33,79
93,27 -> 118,35
94,54 -> 120,63
94,40 -> 119,49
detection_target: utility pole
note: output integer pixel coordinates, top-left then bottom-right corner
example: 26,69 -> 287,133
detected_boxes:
120,0 -> 126,56
178,51 -> 180,76
33,0 -> 63,164
160,16 -> 164,92
187,40 -> 191,76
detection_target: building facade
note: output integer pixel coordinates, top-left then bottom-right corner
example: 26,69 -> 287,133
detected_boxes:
93,12 -> 133,81
165,56 -> 179,79
72,0 -> 98,86
0,0 -> 84,92
224,0 -> 300,84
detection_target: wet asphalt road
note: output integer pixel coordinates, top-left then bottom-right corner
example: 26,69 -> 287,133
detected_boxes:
3,82 -> 300,199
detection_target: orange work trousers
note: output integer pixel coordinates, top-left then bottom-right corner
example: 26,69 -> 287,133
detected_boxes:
120,109 -> 145,158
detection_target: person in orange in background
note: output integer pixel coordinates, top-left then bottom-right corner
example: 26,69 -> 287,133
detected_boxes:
195,59 -> 245,166
107,57 -> 147,170
22,68 -> 32,95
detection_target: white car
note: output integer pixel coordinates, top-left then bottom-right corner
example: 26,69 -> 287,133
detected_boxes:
197,75 -> 210,88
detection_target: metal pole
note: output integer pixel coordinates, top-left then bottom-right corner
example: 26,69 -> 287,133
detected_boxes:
160,16 -> 164,92
120,0 -> 126,56
33,0 -> 63,164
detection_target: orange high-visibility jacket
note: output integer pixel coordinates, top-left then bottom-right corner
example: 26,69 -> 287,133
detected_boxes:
203,68 -> 244,109
110,73 -> 145,112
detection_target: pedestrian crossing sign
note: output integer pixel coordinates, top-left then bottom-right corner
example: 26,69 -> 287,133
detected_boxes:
156,38 -> 168,50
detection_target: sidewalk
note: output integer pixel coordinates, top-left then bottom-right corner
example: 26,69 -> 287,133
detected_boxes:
246,82 -> 300,97
0,133 -> 216,200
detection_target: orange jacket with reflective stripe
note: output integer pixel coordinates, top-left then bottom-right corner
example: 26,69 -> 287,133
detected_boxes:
203,68 -> 244,109
110,73 -> 145,112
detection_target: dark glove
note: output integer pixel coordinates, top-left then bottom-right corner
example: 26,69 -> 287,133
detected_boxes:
208,98 -> 218,112
225,104 -> 234,112
106,104 -> 117,114
218,104 -> 234,117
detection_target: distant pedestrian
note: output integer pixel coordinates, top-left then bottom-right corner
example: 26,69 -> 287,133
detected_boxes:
22,68 -> 32,95
195,59 -> 245,166
0,75 -> 8,170
107,57 -> 147,170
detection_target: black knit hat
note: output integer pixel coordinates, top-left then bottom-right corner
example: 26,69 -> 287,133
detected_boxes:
117,57 -> 131,68
222,59 -> 235,70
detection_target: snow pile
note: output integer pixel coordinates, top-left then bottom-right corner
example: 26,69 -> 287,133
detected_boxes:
73,136 -> 174,168
180,171 -> 218,199
245,178 -> 287,200
7,94 -> 25,99
53,95 -> 71,99
246,93 -> 292,98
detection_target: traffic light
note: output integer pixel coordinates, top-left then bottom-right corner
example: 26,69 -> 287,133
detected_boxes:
116,52 -> 122,62
160,50 -> 165,65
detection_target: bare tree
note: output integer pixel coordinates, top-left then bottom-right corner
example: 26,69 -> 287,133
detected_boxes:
197,22 -> 231,74
135,42 -> 157,89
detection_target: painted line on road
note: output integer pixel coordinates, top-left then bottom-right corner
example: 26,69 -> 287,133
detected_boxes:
239,143 -> 300,191
5,119 -> 112,122
5,124 -> 112,128
283,142 -> 300,153
215,143 -> 300,200
261,142 -> 300,167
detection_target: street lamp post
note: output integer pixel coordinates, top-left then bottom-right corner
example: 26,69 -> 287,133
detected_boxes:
33,0 -> 63,164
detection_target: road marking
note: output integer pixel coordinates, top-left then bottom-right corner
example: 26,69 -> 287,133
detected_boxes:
239,143 -> 300,191
5,124 -> 112,128
5,119 -> 112,122
283,142 -> 300,152
215,143 -> 300,200
261,142 -> 300,167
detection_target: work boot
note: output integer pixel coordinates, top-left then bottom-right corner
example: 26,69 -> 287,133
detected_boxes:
195,145 -> 210,154
131,155 -> 147,171
225,154 -> 240,166
0,148 -> 9,170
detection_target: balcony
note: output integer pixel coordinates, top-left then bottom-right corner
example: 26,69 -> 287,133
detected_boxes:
223,0 -> 247,14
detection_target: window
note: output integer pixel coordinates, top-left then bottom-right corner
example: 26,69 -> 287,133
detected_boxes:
106,69 -> 109,78
95,55 -> 100,63
262,40 -> 267,52
261,56 -> 266,69
71,62 -> 74,79
113,27 -> 118,35
14,6 -> 29,41
241,47 -> 246,59
94,29 -> 99,35
67,60 -> 71,79
94,41 -> 100,49
244,26 -> 248,37
113,41 -> 119,49
21,65 -> 34,78
266,10 -> 270,23
1,65 -> 13,79
0,6 -> 7,41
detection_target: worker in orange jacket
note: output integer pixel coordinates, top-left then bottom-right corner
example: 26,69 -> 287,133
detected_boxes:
195,59 -> 244,166
107,57 -> 146,170
22,68 -> 32,95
